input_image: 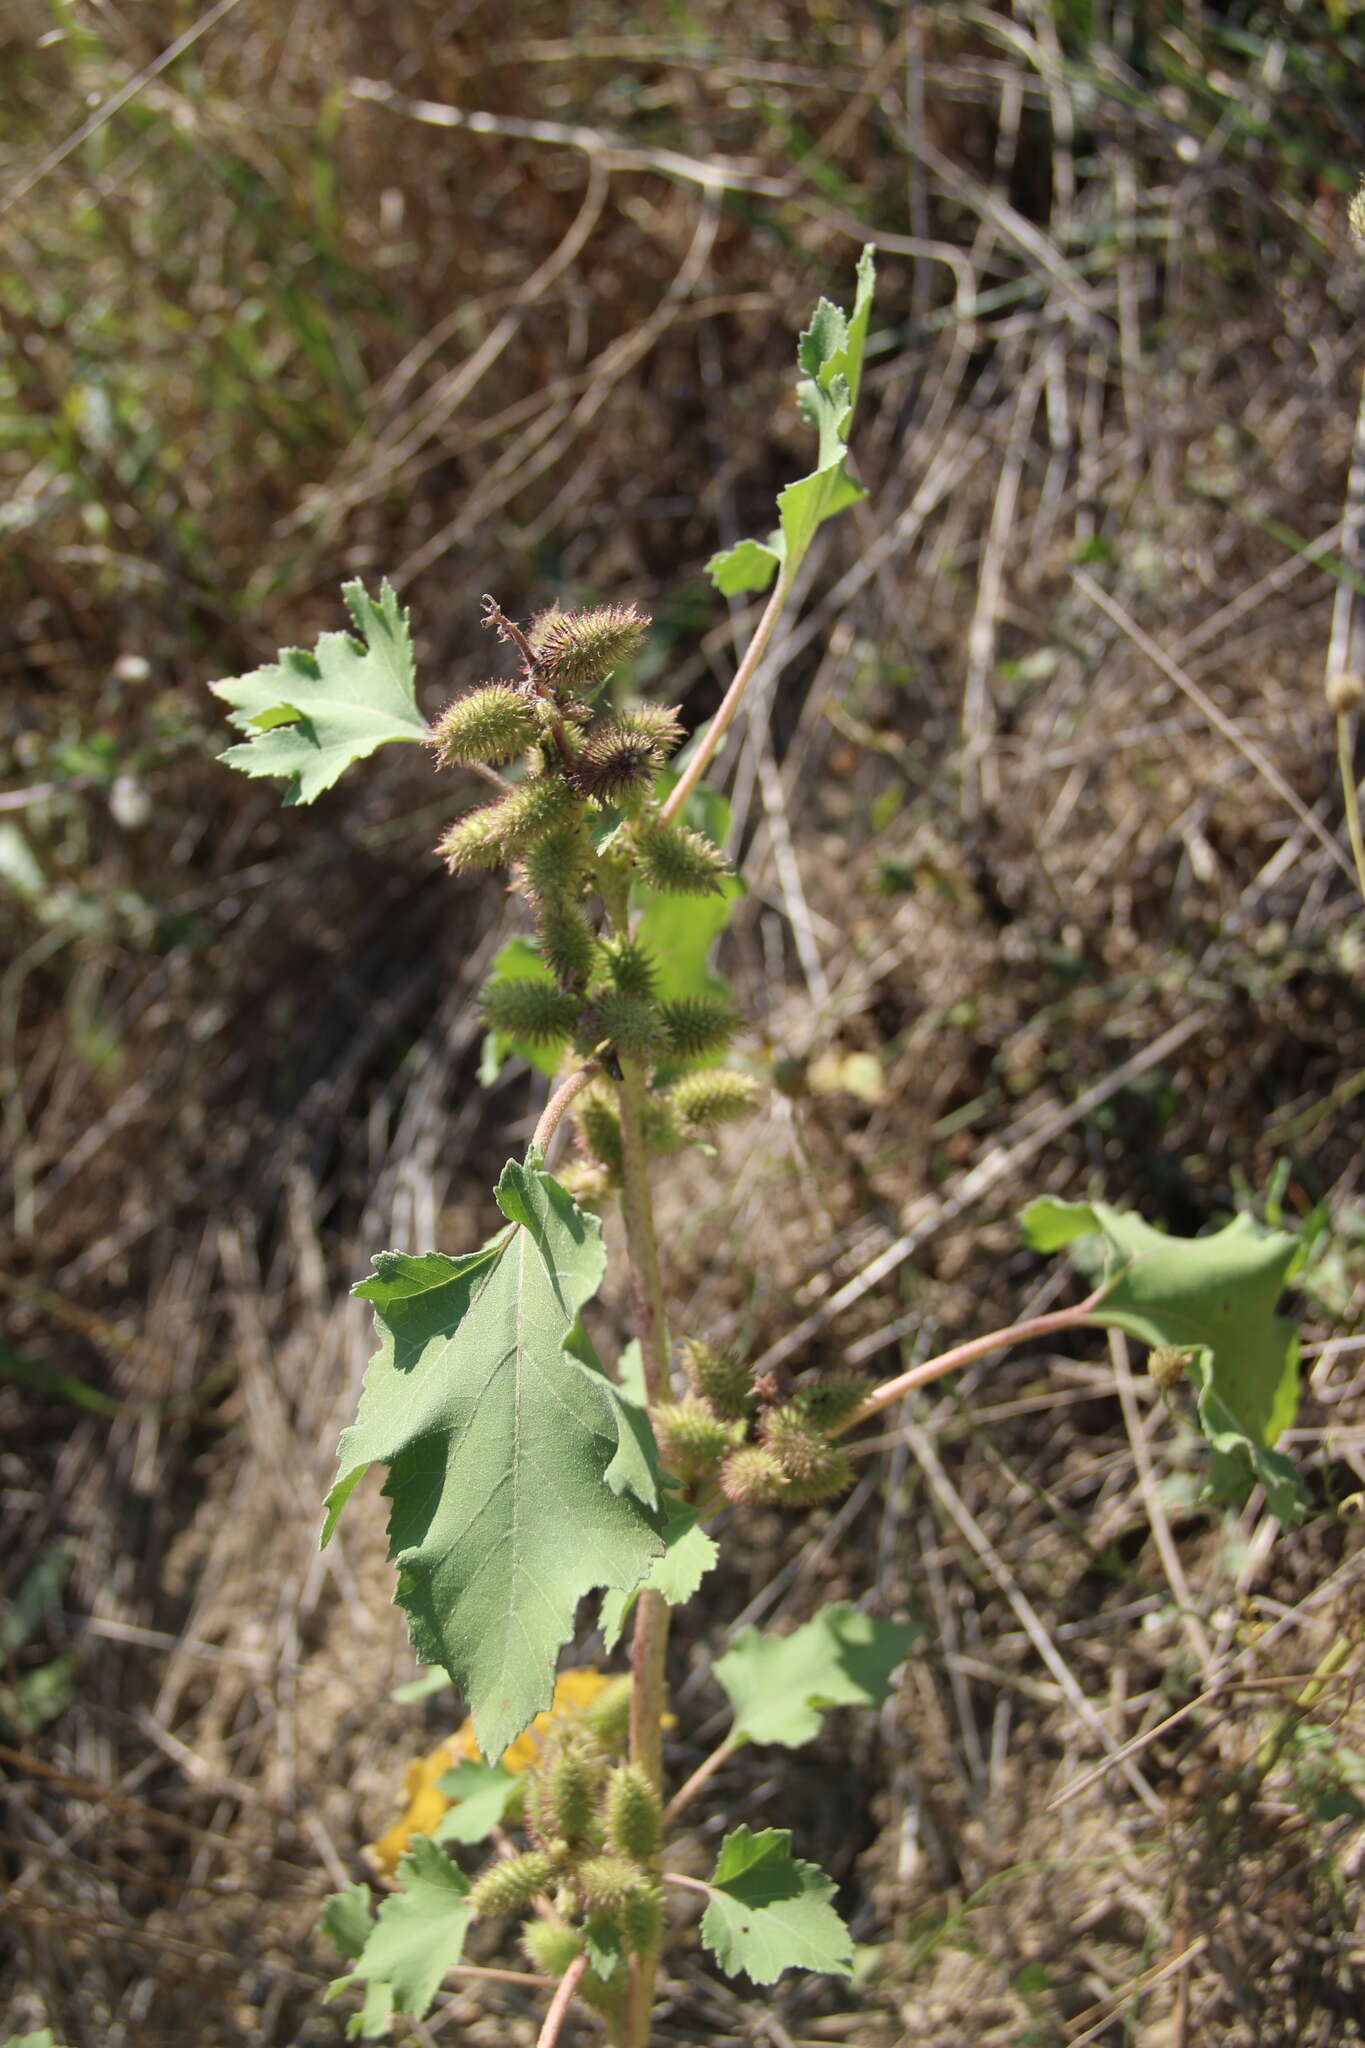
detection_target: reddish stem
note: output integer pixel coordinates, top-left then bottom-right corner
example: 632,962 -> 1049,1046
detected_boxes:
833,1288 -> 1112,1437
535,1952 -> 589,2048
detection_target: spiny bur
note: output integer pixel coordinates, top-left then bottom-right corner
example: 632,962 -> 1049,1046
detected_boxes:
468,1849 -> 555,1917
619,1886 -> 664,1956
481,977 -> 579,1044
603,1764 -> 662,1864
437,801 -> 512,874
574,1853 -> 648,1913
530,603 -> 647,697
659,995 -> 740,1061
430,683 -> 536,767
682,1337 -> 755,1421
780,1443 -> 854,1504
577,1674 -> 633,1754
490,772 -> 580,858
761,1404 -> 835,1482
635,819 -> 729,896
572,706 -> 684,803
600,936 -> 658,1000
521,820 -> 593,900
718,1444 -> 789,1506
790,1372 -> 870,1430
537,898 -> 596,990
668,1069 -> 759,1135
533,1733 -> 604,1850
653,1395 -> 746,1483
574,1087 -> 624,1174
521,1921 -> 584,1980
585,990 -> 667,1062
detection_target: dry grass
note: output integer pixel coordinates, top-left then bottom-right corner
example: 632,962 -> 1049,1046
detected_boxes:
3,4 -> 1365,2044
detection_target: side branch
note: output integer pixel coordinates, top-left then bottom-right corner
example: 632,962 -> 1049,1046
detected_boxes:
659,573 -> 790,822
836,1289 -> 1112,1436
532,1061 -> 602,1156
535,1953 -> 589,2048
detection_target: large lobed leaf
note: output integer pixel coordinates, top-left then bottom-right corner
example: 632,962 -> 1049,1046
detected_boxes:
1020,1197 -> 1306,1520
707,246 -> 875,595
701,1826 -> 853,1985
325,1838 -> 472,2039
212,579 -> 428,803
714,1601 -> 915,1748
324,1158 -> 664,1761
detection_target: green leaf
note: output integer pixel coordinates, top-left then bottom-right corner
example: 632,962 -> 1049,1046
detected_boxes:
700,1826 -> 853,1985
3,2033 -> 70,2048
433,1759 -> 519,1843
324,1158 -> 664,1761
600,1496 -> 719,1649
478,936 -> 569,1081
714,1601 -> 915,1748
708,246 -> 875,594
321,1883 -> 375,1961
1020,1198 -> 1306,1520
0,1655 -> 77,1737
328,1837 -> 472,2032
2,1540 -> 76,1654
212,580 -> 427,804
391,1665 -> 451,1702
706,535 -> 785,596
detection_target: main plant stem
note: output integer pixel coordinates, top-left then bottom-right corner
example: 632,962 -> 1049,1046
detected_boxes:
614,1050 -> 674,2048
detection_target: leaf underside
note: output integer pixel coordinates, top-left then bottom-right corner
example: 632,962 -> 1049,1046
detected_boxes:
325,1158 -> 664,1761
1020,1197 -> 1305,1520
212,579 -> 428,803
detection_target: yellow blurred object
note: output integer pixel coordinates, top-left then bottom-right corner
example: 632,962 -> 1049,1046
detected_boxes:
366,1668 -> 612,1879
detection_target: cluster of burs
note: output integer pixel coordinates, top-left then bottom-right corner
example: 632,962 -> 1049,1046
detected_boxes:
429,599 -> 868,1511
431,596 -> 754,1182
464,1687 -> 662,2019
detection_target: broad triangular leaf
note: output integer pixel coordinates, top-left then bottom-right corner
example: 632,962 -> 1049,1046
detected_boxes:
328,1837 -> 471,2033
707,247 -> 875,595
701,1826 -> 852,1985
1019,1198 -> 1305,1520
212,580 -> 427,803
433,1759 -> 520,1843
325,1158 -> 664,1760
600,1495 -> 719,1649
714,1601 -> 915,1748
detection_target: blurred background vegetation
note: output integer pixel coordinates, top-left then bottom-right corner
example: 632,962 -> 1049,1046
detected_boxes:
4,3 -> 1365,2044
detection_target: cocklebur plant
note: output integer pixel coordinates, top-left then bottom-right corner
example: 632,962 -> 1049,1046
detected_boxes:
213,251 -> 1316,2045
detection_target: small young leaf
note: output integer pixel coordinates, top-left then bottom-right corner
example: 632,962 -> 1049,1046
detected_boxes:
707,246 -> 875,594
1019,1198 -> 1306,1520
212,581 -> 427,804
328,1837 -> 472,2030
321,1883 -> 375,1962
714,1602 -> 915,1748
600,1496 -> 719,1649
706,535 -> 785,596
433,1759 -> 520,1844
700,1826 -> 853,1985
324,1159 -> 664,1762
